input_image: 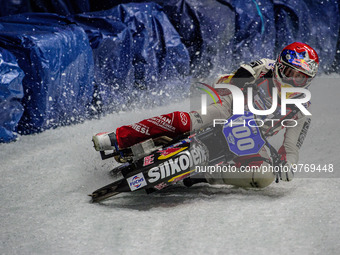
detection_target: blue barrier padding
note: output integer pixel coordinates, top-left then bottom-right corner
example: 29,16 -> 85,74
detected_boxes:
89,0 -> 235,77
231,0 -> 275,65
30,0 -> 90,15
101,3 -> 191,94
161,0 -> 235,77
69,11 -> 135,112
70,3 -> 191,112
0,13 -> 94,134
0,0 -> 31,17
1,1 -> 339,74
88,0 -> 340,74
0,1 -> 339,140
0,48 -> 24,142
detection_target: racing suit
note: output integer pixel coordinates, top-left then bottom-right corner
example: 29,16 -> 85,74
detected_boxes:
114,58 -> 312,188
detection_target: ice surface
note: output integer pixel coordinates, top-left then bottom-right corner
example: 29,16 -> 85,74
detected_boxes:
1,76 -> 340,254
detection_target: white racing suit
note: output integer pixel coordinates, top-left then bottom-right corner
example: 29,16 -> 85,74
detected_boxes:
114,58 -> 311,189
189,58 -> 311,188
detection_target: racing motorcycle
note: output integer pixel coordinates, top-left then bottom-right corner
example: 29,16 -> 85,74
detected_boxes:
90,111 -> 282,202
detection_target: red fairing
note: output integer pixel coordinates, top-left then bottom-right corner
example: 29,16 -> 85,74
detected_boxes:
116,111 -> 191,149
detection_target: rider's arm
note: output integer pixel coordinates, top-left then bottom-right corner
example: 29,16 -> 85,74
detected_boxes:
278,113 -> 312,165
217,58 -> 275,88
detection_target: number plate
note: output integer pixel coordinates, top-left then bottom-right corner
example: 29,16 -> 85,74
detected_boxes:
222,112 -> 265,156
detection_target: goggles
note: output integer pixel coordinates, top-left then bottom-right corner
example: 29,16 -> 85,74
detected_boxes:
279,64 -> 312,87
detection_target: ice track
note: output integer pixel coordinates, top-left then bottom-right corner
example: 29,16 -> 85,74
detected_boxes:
1,76 -> 340,254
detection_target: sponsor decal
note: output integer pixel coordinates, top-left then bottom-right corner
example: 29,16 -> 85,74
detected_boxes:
191,111 -> 203,124
292,58 -> 311,72
147,116 -> 175,133
131,123 -> 150,135
148,144 -> 207,183
154,182 -> 168,190
249,59 -> 263,67
143,154 -> 154,166
267,62 -> 275,68
180,112 -> 188,126
168,170 -> 195,183
158,116 -> 172,125
296,118 -> 311,149
158,147 -> 187,160
227,133 -> 235,145
251,126 -> 258,135
127,173 -> 147,191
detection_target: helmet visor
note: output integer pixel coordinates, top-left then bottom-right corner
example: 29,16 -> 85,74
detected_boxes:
280,65 -> 312,87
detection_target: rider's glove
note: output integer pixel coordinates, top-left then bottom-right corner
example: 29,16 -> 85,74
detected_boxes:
276,161 -> 294,182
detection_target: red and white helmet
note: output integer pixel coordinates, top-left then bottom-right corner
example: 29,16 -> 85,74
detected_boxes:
274,42 -> 319,98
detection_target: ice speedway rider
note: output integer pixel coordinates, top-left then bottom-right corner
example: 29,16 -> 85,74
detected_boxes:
92,42 -> 319,189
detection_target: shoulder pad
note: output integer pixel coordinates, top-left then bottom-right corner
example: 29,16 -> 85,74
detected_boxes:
249,59 -> 264,68
262,58 -> 275,70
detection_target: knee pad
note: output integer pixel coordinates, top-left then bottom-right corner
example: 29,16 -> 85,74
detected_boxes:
250,167 -> 275,188
220,164 -> 275,188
